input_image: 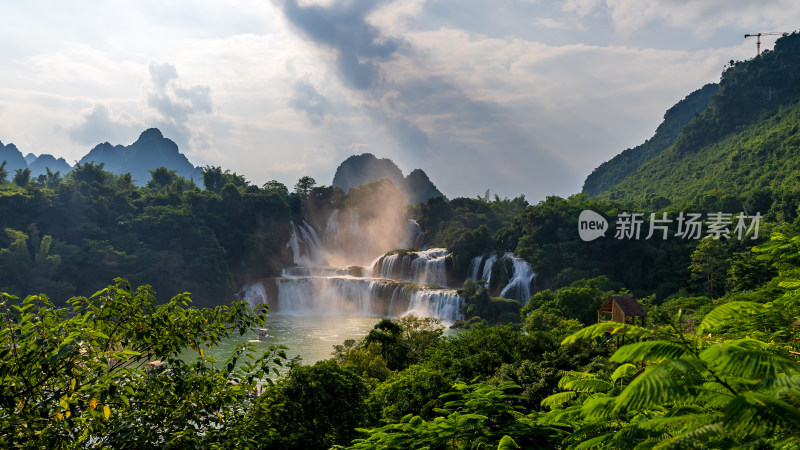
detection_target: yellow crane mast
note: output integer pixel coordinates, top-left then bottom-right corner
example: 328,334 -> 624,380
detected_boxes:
744,32 -> 789,56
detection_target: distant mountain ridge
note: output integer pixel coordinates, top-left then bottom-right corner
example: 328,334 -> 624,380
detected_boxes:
0,141 -> 71,177
332,153 -> 445,205
79,128 -> 203,186
1,128 -> 202,185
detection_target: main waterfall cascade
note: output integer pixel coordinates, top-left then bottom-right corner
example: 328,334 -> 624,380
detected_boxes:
369,248 -> 448,287
242,214 -> 465,324
242,213 -> 537,324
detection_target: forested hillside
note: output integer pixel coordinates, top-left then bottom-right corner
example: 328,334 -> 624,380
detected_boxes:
593,32 -> 800,207
582,83 -> 717,196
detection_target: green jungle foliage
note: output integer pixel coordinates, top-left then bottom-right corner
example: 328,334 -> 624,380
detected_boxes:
583,83 -> 718,196
0,163 -> 349,306
605,100 -> 800,210
414,193 -> 753,301
2,231 -> 800,448
0,278 -> 287,448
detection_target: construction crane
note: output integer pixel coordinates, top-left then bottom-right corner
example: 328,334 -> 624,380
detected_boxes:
744,32 -> 789,56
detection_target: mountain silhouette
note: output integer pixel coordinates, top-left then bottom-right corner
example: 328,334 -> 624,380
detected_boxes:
78,128 -> 202,185
332,153 -> 445,204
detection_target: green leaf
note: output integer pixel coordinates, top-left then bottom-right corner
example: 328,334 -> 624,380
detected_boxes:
611,341 -> 689,364
561,322 -> 654,346
653,423 -> 723,449
723,392 -> 800,436
541,391 -> 582,409
704,344 -> 799,380
613,359 -> 703,413
563,378 -> 614,393
611,364 -> 637,382
497,435 -> 521,449
696,301 -> 766,335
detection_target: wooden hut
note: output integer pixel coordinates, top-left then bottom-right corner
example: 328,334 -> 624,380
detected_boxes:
598,296 -> 646,346
597,296 -> 646,327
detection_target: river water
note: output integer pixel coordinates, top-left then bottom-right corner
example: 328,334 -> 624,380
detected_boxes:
194,313 -> 464,376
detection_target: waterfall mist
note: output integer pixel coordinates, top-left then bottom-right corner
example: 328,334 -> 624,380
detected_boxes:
321,179 -> 414,268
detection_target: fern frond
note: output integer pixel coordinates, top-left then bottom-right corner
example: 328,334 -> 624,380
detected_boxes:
770,435 -> 800,449
611,341 -> 690,364
581,396 -> 617,422
561,322 -> 654,346
756,374 -> 800,391
564,378 -> 615,393
637,412 -> 718,432
572,433 -> 614,449
564,422 -> 617,444
699,338 -> 768,365
696,387 -> 737,409
708,346 -> 799,380
696,301 -> 767,335
541,405 -> 584,425
664,404 -> 708,417
611,363 -> 637,382
558,370 -> 601,381
613,359 -> 704,413
541,391 -> 584,409
723,392 -> 800,436
652,423 -> 723,449
612,423 -> 662,446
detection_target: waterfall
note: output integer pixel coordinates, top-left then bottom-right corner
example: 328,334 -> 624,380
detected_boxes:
467,252 -> 535,303
286,223 -> 302,264
406,290 -> 463,322
468,256 -> 483,281
271,275 -> 463,323
239,281 -> 268,309
499,253 -> 535,303
370,248 -> 449,287
406,219 -> 425,249
481,254 -> 497,285
286,220 -> 325,265
268,215 -> 463,324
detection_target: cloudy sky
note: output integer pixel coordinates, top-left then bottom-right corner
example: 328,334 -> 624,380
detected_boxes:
1,0 -> 798,201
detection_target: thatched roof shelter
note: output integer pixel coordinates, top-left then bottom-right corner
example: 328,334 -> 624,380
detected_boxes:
598,296 -> 646,327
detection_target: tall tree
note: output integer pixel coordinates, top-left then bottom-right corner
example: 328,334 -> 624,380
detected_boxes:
294,176 -> 316,198
202,165 -> 226,193
12,168 -> 31,187
147,167 -> 178,190
263,180 -> 289,197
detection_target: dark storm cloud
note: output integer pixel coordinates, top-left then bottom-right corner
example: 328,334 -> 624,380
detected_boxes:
278,0 -> 401,90
288,80 -> 329,125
